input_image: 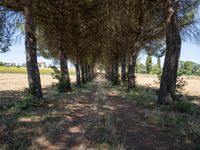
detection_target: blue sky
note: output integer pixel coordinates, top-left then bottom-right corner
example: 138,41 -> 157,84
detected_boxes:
0,38 -> 53,66
141,41 -> 200,65
0,36 -> 200,66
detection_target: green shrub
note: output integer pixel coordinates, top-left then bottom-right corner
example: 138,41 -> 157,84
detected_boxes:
15,95 -> 34,110
51,66 -> 71,92
15,88 -> 36,110
127,87 -> 157,108
139,69 -> 147,74
159,114 -> 179,128
194,71 -> 200,76
175,100 -> 195,115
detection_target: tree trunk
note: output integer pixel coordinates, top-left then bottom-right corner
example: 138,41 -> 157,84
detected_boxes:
121,53 -> 127,83
128,50 -> 138,91
85,65 -> 88,82
92,67 -> 94,79
88,65 -> 92,81
111,64 -> 115,83
81,63 -> 86,84
59,48 -> 71,91
24,1 -> 43,99
158,0 -> 181,104
113,53 -> 119,85
91,65 -> 94,79
75,63 -> 81,87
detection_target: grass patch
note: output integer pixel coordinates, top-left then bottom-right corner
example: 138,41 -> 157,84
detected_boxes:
112,85 -> 157,108
174,100 -> 200,115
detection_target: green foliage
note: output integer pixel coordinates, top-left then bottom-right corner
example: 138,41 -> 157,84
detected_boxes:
137,63 -> 147,74
178,60 -> 198,75
184,61 -> 196,72
125,86 -> 157,108
51,66 -> 71,92
145,54 -> 152,74
15,89 -> 35,110
192,64 -> 200,73
0,61 -> 4,66
194,71 -> 200,76
151,64 -> 159,74
158,113 -> 188,129
174,100 -> 199,115
157,57 -> 161,74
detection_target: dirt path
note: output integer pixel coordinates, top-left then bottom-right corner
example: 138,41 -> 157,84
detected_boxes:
46,75 -> 178,150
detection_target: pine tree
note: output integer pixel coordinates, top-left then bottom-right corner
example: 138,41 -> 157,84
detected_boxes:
146,54 -> 152,74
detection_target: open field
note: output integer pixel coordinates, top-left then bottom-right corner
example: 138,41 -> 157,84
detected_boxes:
0,67 -> 76,75
0,73 -> 200,106
0,73 -> 75,91
0,73 -> 200,96
136,74 -> 200,97
0,67 -> 54,74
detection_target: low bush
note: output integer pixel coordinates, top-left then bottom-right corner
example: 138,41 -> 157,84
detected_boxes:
51,66 -> 72,92
126,86 -> 157,108
15,95 -> 34,110
174,100 -> 200,115
15,88 -> 39,110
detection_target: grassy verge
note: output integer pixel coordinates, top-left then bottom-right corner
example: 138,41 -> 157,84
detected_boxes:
113,84 -> 200,149
0,66 -> 76,75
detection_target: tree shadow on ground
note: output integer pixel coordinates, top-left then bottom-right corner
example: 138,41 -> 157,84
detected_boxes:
0,79 -> 199,150
0,84 -> 103,150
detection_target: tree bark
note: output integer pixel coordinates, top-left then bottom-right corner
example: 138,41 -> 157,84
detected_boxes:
111,64 -> 115,83
92,67 -> 94,79
24,1 -> 43,99
158,0 -> 181,104
80,62 -> 86,84
121,53 -> 127,83
113,53 -> 119,85
59,47 -> 71,91
88,65 -> 92,81
85,65 -> 88,82
127,50 -> 138,91
127,1 -> 144,91
75,63 -> 81,87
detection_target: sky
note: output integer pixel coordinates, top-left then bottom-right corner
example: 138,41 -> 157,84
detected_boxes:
0,39 -> 199,66
140,41 -> 200,65
0,37 -> 53,66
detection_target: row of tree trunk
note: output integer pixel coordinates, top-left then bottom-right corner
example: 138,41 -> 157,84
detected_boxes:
75,61 -> 94,87
7,0 -> 181,105
105,0 -> 181,105
105,51 -> 138,91
24,1 -> 96,99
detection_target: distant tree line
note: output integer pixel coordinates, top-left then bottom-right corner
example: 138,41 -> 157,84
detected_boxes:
137,59 -> 200,76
